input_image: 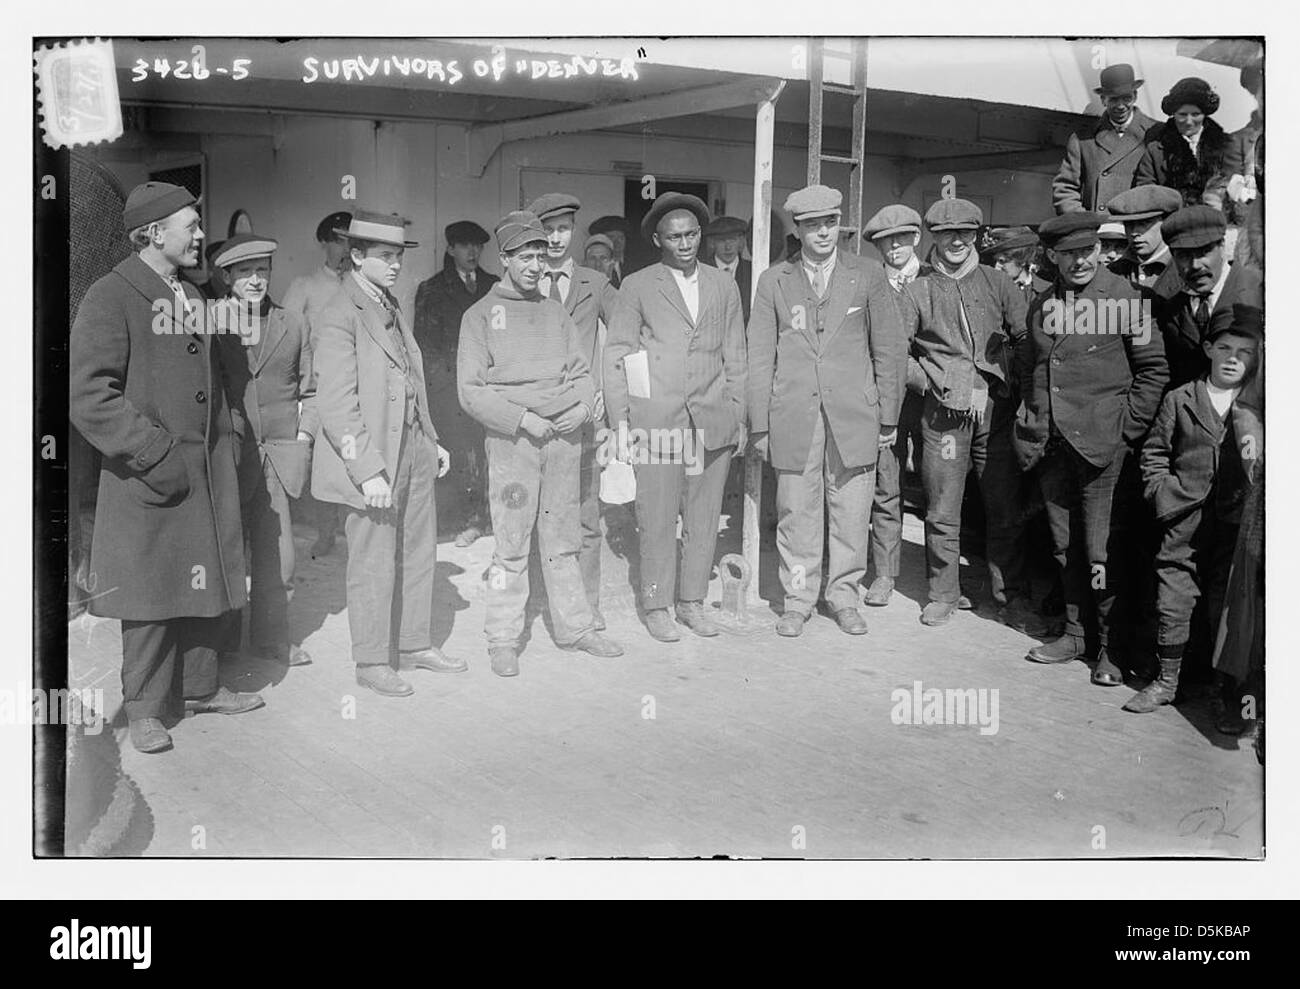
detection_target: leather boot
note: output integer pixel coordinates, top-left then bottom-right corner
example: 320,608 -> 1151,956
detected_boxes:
1123,657 -> 1181,713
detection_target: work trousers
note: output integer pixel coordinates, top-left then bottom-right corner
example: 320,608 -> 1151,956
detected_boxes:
920,390 -> 1026,605
484,428 -> 593,647
1156,499 -> 1238,649
342,422 -> 438,667
1038,438 -> 1131,647
870,389 -> 923,580
245,456 -> 296,649
119,615 -> 226,722
776,410 -> 874,615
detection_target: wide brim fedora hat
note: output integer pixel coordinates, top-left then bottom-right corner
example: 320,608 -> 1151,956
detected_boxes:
345,209 -> 419,248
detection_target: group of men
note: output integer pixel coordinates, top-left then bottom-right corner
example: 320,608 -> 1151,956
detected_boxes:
69,57 -> 1262,754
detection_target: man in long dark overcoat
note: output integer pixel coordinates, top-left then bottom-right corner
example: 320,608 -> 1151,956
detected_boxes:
70,182 -> 264,754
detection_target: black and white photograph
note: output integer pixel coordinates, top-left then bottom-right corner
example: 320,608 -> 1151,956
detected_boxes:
14,12 -> 1291,903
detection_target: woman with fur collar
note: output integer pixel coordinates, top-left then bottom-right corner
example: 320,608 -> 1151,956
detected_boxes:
1135,77 -> 1236,213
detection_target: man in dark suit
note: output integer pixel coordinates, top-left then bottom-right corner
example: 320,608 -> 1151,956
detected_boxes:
1053,64 -> 1162,214
1018,212 -> 1169,683
528,191 -> 625,628
748,185 -> 906,636
214,234 -> 317,669
313,210 -> 460,697
1156,206 -> 1263,389
413,220 -> 498,546
701,215 -> 753,324
70,182 -> 263,754
1105,185 -> 1185,298
604,193 -> 748,642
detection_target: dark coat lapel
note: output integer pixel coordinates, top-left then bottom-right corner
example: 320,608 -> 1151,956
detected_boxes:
116,254 -> 196,339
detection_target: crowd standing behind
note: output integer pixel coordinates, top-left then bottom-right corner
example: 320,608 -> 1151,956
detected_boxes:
69,60 -> 1264,755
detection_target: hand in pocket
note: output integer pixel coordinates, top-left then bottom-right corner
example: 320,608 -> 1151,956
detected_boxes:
138,444 -> 191,506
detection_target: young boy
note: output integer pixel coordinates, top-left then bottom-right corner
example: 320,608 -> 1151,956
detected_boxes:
1129,304 -> 1263,712
458,211 -> 624,676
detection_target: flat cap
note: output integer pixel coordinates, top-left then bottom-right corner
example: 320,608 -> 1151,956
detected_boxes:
124,181 -> 199,232
584,233 -> 616,254
978,225 -> 1038,257
1105,185 -> 1183,222
705,215 -> 748,238
1039,211 -> 1103,251
1161,206 -> 1227,250
527,193 -> 582,222
495,210 -> 548,253
863,204 -> 922,241
445,220 -> 489,246
1207,303 -> 1263,343
641,192 -> 711,242
345,209 -> 419,248
925,198 -> 983,231
316,210 -> 352,243
212,233 -> 278,269
1098,221 -> 1127,240
784,184 -> 842,222
588,215 -> 630,236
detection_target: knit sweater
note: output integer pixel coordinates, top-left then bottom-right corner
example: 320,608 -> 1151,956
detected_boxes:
457,281 -> 595,435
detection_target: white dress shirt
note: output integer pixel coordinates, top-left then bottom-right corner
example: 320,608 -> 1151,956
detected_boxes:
669,264 -> 700,322
801,249 -> 838,296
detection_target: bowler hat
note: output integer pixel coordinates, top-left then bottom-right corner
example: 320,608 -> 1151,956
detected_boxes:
1105,186 -> 1183,222
345,209 -> 419,248
495,211 -> 548,253
705,215 -> 748,238
212,233 -> 278,269
1094,63 -> 1143,96
640,193 -> 711,243
527,193 -> 582,222
1039,212 -> 1103,252
863,204 -> 922,241
589,215 -> 630,237
444,220 -> 490,247
925,198 -> 982,231
123,181 -> 199,232
1161,77 -> 1220,117
1162,206 -> 1227,250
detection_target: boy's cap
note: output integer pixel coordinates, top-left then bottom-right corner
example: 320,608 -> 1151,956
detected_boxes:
1207,303 -> 1263,343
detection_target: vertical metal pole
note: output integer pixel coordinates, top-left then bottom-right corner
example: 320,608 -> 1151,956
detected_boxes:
745,80 -> 784,607
806,38 -> 824,187
847,39 -> 868,256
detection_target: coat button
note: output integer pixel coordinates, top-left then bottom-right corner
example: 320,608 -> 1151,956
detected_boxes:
1051,358 -> 1061,366
195,390 -> 206,403
389,394 -> 397,401
187,341 -> 199,354
1051,386 -> 1059,393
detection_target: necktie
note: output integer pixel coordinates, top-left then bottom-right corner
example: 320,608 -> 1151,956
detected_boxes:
812,264 -> 826,299
1193,296 -> 1212,338
466,272 -> 476,293
549,271 -> 564,304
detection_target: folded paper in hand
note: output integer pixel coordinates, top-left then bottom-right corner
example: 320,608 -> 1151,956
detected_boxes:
624,350 -> 651,399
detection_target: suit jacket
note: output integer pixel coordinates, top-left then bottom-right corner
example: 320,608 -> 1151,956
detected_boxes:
1157,264 -> 1263,389
1053,108 -> 1163,213
69,254 -> 246,620
311,274 -> 438,509
1141,378 -> 1262,522
558,262 -> 621,410
413,263 -> 498,448
747,251 -> 905,471
1016,266 -> 1169,469
219,303 -> 319,501
703,256 -> 753,323
604,261 -> 747,451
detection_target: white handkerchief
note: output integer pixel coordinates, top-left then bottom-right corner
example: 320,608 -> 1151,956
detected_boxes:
624,350 -> 651,399
599,460 -> 637,505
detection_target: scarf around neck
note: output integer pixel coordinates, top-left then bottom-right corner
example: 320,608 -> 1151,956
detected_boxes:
929,246 -> 980,282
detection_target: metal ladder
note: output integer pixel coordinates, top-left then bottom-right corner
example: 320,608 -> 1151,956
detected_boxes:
806,38 -> 869,254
